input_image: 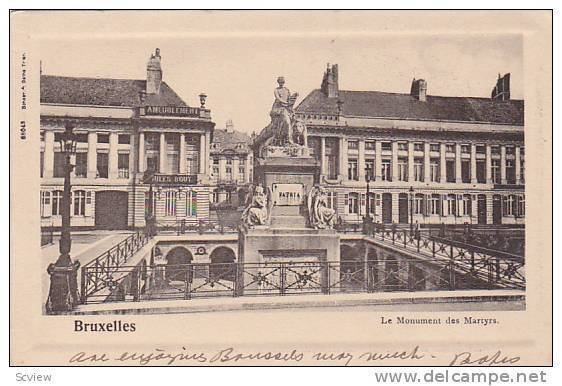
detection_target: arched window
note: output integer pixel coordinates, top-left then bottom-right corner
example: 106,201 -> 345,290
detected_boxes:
52,190 -> 63,216
73,190 -> 86,216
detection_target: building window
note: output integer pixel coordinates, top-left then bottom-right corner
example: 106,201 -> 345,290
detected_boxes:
397,158 -> 408,181
185,191 -> 197,217
520,159 -> 525,182
430,143 -> 440,152
461,144 -> 470,154
413,194 -> 424,215
446,194 -> 456,216
506,146 -> 515,155
52,190 -> 63,216
212,166 -> 219,176
518,195 -> 525,216
430,159 -> 439,182
491,159 -> 501,183
213,158 -> 220,165
446,144 -> 455,153
348,192 -> 359,214
97,152 -> 109,178
429,194 -> 441,215
461,160 -> 470,183
381,159 -> 391,181
365,141 -> 376,150
462,194 -> 472,216
347,158 -> 358,180
327,191 -> 337,211
476,145 -> 486,154
118,134 -> 130,144
73,190 -> 86,216
97,134 -> 110,143
40,191 -> 51,217
225,166 -> 233,180
491,146 -> 500,155
446,160 -> 455,182
53,152 -> 66,178
74,153 -> 88,178
381,142 -> 391,151
413,159 -> 423,182
414,143 -> 424,152
506,159 -> 516,184
40,151 -> 44,178
118,153 -> 130,178
365,159 -> 375,181
165,190 -> 177,216
166,134 -> 180,174
503,195 -> 515,216
238,166 -> 245,176
348,140 -> 358,150
226,158 -> 233,165
398,142 -> 408,151
146,154 -> 159,173
476,160 -> 486,183
367,192 -> 376,215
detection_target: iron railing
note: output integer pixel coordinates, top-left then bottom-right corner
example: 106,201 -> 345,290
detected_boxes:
155,219 -> 238,235
81,255 -> 523,304
80,230 -> 153,302
366,228 -> 525,290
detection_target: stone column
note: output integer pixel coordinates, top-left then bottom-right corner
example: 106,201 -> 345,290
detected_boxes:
138,132 -> 145,173
374,140 -> 382,181
339,137 -> 347,180
485,144 -> 492,184
407,141 -> 414,182
515,146 -> 521,184
232,157 -> 239,182
108,132 -> 119,179
500,145 -> 507,184
423,142 -> 430,183
219,157 -> 227,180
470,143 -> 477,184
44,131 -> 54,178
358,139 -> 366,181
87,132 -> 97,178
455,143 -> 462,183
244,156 -> 251,183
199,133 -> 206,174
179,133 -> 186,174
159,132 -> 166,173
205,131 -> 211,175
391,141 -> 398,182
439,143 -> 447,183
320,136 -> 327,177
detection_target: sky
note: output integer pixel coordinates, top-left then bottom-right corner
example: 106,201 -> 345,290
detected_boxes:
27,11 -> 523,134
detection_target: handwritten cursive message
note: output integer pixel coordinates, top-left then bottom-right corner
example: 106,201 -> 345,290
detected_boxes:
67,346 -> 520,366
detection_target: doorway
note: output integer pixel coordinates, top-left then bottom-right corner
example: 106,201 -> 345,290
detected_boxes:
398,193 -> 408,224
477,194 -> 487,224
382,193 -> 392,224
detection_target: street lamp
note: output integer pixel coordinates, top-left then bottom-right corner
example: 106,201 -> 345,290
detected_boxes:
363,173 -> 374,234
46,123 -> 80,313
409,185 -> 414,234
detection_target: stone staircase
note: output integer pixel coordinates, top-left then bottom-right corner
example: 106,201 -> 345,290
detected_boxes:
270,205 -> 308,228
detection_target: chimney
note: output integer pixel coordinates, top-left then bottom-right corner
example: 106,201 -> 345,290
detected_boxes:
146,48 -> 163,95
226,119 -> 234,134
321,63 -> 339,98
491,73 -> 510,101
410,78 -> 427,102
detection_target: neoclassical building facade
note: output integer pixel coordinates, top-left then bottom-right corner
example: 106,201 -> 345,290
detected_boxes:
39,49 -> 215,230
296,65 -> 524,226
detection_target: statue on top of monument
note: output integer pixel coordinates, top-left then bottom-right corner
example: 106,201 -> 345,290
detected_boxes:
241,185 -> 273,228
307,186 -> 338,229
254,76 -> 308,157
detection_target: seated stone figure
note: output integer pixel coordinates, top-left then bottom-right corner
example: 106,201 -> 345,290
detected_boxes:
307,186 -> 337,229
241,186 -> 270,227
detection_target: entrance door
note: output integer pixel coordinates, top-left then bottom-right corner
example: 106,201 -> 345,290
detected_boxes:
398,193 -> 408,224
477,194 -> 487,224
382,193 -> 392,224
95,191 -> 128,230
492,194 -> 502,225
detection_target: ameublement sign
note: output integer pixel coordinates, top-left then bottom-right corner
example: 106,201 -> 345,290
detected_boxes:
144,105 -> 201,117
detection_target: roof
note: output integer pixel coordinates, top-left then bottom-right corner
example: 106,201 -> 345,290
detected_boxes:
40,75 -> 187,107
211,129 -> 251,153
296,89 -> 524,126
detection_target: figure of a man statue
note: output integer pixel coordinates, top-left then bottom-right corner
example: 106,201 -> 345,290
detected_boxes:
270,76 -> 298,145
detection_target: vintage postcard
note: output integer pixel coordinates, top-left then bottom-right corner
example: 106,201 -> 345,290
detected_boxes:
10,10 -> 552,366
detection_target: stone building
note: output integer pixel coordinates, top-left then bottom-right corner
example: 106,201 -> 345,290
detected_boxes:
295,64 -> 525,226
209,119 -> 253,208
39,49 -> 215,230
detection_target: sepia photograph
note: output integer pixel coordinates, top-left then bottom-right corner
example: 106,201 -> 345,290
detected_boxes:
9,10 -> 552,367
